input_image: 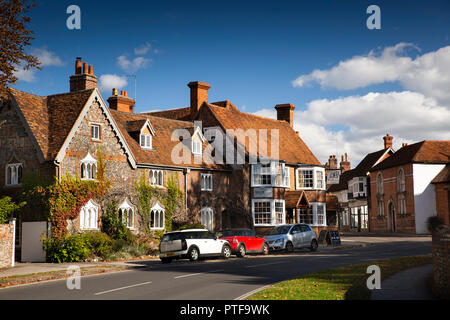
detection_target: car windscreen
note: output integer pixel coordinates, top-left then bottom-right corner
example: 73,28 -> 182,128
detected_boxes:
266,225 -> 291,235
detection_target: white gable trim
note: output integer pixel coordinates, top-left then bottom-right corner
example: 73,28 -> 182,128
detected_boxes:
140,119 -> 156,136
372,147 -> 395,169
192,125 -> 206,142
55,89 -> 137,169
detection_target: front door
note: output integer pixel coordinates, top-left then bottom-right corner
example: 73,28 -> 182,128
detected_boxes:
389,202 -> 396,232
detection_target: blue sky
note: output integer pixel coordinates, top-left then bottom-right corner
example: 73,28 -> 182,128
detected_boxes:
13,0 -> 450,164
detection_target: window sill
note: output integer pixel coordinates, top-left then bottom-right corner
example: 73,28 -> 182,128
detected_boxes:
151,227 -> 164,230
4,184 -> 22,188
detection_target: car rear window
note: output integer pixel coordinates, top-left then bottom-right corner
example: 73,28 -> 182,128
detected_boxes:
161,233 -> 183,241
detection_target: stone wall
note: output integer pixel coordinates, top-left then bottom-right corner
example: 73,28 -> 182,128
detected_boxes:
0,224 -> 14,268
432,228 -> 450,299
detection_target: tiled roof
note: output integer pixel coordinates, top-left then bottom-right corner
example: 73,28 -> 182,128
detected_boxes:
351,149 -> 390,176
141,107 -> 192,121
9,88 -> 94,161
110,109 -> 230,170
285,190 -> 310,208
370,141 -> 450,172
204,103 -> 321,166
431,164 -> 450,184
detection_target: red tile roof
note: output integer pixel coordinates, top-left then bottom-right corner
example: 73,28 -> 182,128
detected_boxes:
370,141 -> 450,172
432,164 -> 450,184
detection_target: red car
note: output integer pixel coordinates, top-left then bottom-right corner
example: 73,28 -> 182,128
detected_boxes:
217,229 -> 269,257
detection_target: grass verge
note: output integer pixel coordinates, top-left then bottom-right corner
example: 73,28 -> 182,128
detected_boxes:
0,265 -> 132,288
248,255 -> 432,300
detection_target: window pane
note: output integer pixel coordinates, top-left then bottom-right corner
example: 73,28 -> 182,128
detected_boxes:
254,201 -> 271,225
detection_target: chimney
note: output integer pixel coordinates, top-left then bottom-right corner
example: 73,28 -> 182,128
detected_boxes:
107,89 -> 135,113
340,153 -> 350,172
70,58 -> 98,92
383,134 -> 393,150
275,104 -> 296,127
328,155 -> 338,170
402,142 -> 408,148
188,81 -> 211,117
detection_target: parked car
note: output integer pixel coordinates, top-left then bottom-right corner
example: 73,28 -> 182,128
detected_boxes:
159,229 -> 232,263
217,229 -> 269,257
264,224 -> 318,252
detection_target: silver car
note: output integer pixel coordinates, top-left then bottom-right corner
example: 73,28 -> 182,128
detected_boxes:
264,224 -> 318,252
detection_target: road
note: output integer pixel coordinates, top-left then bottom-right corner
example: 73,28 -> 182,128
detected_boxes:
0,240 -> 431,300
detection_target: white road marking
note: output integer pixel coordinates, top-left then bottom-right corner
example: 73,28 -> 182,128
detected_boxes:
245,261 -> 286,268
94,281 -> 152,295
174,273 -> 202,279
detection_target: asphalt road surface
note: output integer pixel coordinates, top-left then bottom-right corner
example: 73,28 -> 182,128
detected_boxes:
0,240 -> 431,300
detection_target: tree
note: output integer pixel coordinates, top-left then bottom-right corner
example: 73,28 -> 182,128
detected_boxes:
0,0 -> 41,98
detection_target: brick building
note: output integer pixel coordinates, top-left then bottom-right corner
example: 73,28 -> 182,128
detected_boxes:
1,58 -> 332,246
368,141 -> 450,234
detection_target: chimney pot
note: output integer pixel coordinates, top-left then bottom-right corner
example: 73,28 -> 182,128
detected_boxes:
88,65 -> 93,75
70,58 -> 98,92
83,62 -> 88,74
75,58 -> 82,74
112,88 -> 118,96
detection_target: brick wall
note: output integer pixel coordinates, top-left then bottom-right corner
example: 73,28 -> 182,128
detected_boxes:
0,224 -> 14,268
432,228 -> 450,299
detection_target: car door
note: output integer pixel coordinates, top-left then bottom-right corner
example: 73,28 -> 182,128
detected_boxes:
290,225 -> 302,248
194,231 -> 212,254
205,231 -> 222,255
244,230 -> 256,251
300,224 -> 313,247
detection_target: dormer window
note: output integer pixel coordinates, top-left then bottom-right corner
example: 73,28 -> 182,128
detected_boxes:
140,134 -> 152,149
81,153 -> 97,180
192,140 -> 202,155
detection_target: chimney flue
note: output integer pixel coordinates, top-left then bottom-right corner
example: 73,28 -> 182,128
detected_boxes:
188,81 -> 211,118
275,104 -> 296,127
70,58 -> 98,92
383,134 -> 393,150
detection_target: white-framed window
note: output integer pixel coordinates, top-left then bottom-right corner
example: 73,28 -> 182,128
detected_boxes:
398,168 -> 405,192
316,170 -> 325,189
91,124 -> 101,141
298,208 -> 312,224
81,153 -> 97,180
398,194 -> 406,214
252,199 -> 285,226
150,169 -> 164,187
80,199 -> 99,230
377,173 -> 383,195
296,168 -> 314,189
140,134 -> 152,149
5,163 -> 23,186
150,203 -> 165,230
118,199 -> 134,229
314,203 -> 326,226
192,140 -> 202,155
251,162 -> 290,188
377,200 -> 385,216
201,173 -> 213,191
201,207 -> 214,231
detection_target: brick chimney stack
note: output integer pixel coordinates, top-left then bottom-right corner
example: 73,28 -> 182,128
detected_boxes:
70,57 -> 97,92
383,134 -> 393,150
107,88 -> 135,113
327,155 -> 338,170
340,153 -> 350,172
275,104 -> 296,127
188,81 -> 211,118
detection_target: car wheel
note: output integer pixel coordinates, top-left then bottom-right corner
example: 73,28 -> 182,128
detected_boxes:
310,239 -> 318,252
160,257 -> 172,264
236,244 -> 246,258
222,244 -> 232,259
262,242 -> 269,255
285,241 -> 294,253
188,247 -> 199,261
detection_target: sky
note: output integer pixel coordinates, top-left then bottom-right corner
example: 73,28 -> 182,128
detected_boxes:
12,0 -> 450,165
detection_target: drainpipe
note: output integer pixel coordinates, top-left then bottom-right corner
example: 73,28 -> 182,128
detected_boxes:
54,160 -> 61,182
184,168 -> 190,210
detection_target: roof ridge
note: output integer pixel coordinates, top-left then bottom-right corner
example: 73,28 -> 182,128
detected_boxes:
47,89 -> 95,98
111,109 -> 194,126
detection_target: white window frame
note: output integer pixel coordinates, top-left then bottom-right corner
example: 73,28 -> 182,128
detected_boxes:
91,123 -> 101,141
149,169 -> 164,187
201,173 -> 213,191
311,202 -> 327,227
118,199 -> 135,229
80,153 -> 97,181
5,163 -> 23,186
201,207 -> 214,231
251,162 -> 290,188
296,167 -> 326,190
150,203 -> 165,230
192,140 -> 202,155
80,199 -> 99,230
252,199 -> 285,227
140,134 -> 152,150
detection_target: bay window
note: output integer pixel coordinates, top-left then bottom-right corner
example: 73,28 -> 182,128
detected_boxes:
251,162 -> 290,187
118,199 -> 134,229
150,203 -> 165,230
80,200 -> 99,230
252,199 -> 285,226
296,167 -> 326,190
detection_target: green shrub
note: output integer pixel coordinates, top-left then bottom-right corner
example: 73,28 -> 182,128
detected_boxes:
101,201 -> 128,240
179,223 -> 206,230
427,216 -> 444,233
0,196 -> 25,224
43,235 -> 90,263
80,231 -> 113,257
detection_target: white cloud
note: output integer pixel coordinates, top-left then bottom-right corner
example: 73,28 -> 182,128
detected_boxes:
14,47 -> 64,82
292,43 -> 450,105
117,55 -> 151,73
134,42 -> 152,55
254,91 -> 450,165
98,74 -> 128,92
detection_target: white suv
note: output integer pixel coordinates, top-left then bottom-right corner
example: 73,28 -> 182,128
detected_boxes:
159,229 -> 232,263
